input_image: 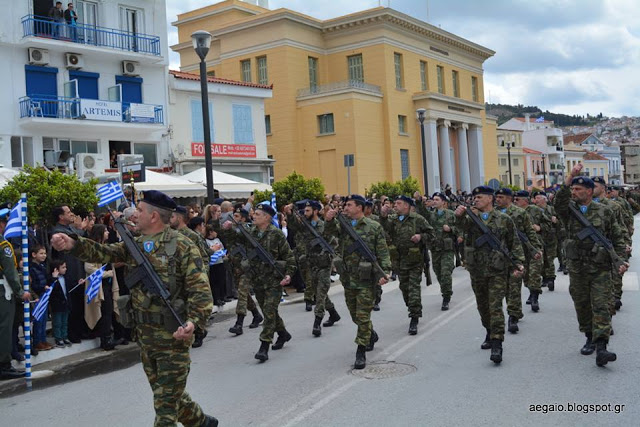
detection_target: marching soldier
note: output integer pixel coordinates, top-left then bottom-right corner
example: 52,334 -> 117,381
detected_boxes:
454,186 -> 525,364
222,204 -> 296,362
51,190 -> 217,426
325,195 -> 391,370
284,201 -> 341,337
495,188 -> 543,333
380,196 -> 434,335
365,199 -> 388,310
532,191 -> 558,291
608,186 -> 634,237
513,191 -> 544,311
554,164 -> 627,367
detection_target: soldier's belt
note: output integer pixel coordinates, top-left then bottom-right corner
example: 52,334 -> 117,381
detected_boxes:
134,312 -> 166,325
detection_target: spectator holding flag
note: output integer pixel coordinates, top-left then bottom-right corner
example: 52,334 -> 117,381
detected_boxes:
48,259 -> 73,348
29,245 -> 54,351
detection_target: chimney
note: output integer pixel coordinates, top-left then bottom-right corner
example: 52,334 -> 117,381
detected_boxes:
524,113 -> 531,131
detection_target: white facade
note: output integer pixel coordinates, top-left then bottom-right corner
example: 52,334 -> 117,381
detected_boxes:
0,0 -> 170,178
168,71 -> 274,184
567,134 -> 623,184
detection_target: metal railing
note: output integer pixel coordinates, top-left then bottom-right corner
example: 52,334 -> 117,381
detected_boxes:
19,95 -> 164,124
297,80 -> 382,98
22,15 -> 161,56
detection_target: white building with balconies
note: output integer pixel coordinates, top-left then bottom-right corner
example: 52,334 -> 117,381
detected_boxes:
0,0 -> 170,179
563,132 -> 623,185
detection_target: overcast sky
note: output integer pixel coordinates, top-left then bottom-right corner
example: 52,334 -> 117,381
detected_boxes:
166,0 -> 640,117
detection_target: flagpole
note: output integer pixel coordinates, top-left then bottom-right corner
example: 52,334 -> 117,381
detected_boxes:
20,193 -> 32,391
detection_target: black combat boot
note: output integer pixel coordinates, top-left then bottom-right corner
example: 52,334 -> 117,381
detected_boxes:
372,303 -> 380,311
490,339 -> 503,364
541,279 -> 548,288
254,341 -> 270,362
481,329 -> 491,350
365,330 -> 379,351
312,317 -> 323,337
614,298 -> 622,311
229,315 -> 245,335
441,297 -> 450,311
0,363 -> 25,380
531,293 -> 540,312
249,309 -> 263,328
526,292 -> 532,305
547,279 -> 555,292
580,333 -> 595,355
323,308 -> 341,327
408,317 -> 419,335
100,336 -> 116,351
354,345 -> 366,370
201,414 -> 219,427
192,328 -> 208,348
595,339 -> 617,367
305,301 -> 313,311
272,330 -> 292,350
508,316 -> 519,334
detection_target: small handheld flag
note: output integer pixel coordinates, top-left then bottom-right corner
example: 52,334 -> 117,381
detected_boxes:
271,193 -> 279,228
209,249 -> 227,265
97,181 -> 124,207
33,284 -> 54,321
3,200 -> 22,239
85,265 -> 106,303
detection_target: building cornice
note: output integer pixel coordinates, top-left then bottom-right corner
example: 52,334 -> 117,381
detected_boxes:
171,4 -> 262,26
412,92 -> 484,111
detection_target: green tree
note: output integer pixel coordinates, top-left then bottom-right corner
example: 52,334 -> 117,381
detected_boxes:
365,177 -> 421,199
0,165 -> 99,227
253,171 -> 325,211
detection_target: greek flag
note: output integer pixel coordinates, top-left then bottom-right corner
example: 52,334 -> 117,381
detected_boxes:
33,284 -> 54,321
535,116 -> 545,123
209,249 -> 227,265
2,200 -> 22,239
85,265 -> 106,303
97,181 -> 124,207
271,192 -> 279,228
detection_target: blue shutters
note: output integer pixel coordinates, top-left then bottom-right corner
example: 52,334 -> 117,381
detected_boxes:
232,104 -> 254,144
190,99 -> 214,142
69,70 -> 99,99
25,65 -> 58,118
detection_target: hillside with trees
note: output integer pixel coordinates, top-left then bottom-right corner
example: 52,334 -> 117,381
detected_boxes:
485,103 -> 603,126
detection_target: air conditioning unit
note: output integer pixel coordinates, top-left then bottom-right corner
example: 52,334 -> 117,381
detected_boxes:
122,61 -> 140,76
28,48 -> 50,65
76,153 -> 107,180
65,53 -> 84,69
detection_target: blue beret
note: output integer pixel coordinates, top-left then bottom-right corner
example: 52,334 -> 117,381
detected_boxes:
234,207 -> 250,217
141,190 -> 177,211
515,190 -> 530,198
395,195 -> 415,206
592,176 -> 606,185
571,176 -> 594,189
175,205 -> 188,216
531,191 -> 547,198
495,188 -> 513,197
472,186 -> 494,196
305,200 -> 322,210
346,194 -> 367,206
256,203 -> 276,217
364,199 -> 374,208
432,192 -> 448,201
213,198 -> 224,205
296,199 -> 309,209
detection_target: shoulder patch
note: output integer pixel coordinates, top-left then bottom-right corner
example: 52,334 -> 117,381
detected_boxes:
4,246 -> 12,257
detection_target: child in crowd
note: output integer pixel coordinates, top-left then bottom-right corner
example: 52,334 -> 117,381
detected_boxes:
29,245 -> 53,351
49,259 -> 72,348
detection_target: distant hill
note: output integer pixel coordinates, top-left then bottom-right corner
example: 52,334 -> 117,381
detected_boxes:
485,103 -> 603,126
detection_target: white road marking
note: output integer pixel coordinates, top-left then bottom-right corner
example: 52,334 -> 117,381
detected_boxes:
622,271 -> 639,291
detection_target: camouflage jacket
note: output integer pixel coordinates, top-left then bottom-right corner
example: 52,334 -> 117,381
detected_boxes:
177,226 -> 212,268
456,209 -> 525,277
594,197 -> 631,248
0,239 -> 21,296
554,185 -> 627,271
421,208 -> 460,252
499,204 -> 543,257
70,227 -> 212,348
380,212 -> 434,264
610,197 -> 634,234
325,215 -> 392,289
286,213 -> 336,265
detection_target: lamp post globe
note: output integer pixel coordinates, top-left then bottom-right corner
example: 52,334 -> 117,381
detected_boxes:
191,30 -> 212,60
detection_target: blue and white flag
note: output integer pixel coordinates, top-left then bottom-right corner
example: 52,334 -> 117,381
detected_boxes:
209,249 -> 227,265
3,200 -> 22,239
33,284 -> 54,321
97,181 -> 124,207
535,116 -> 545,123
85,265 -> 106,303
270,192 -> 279,228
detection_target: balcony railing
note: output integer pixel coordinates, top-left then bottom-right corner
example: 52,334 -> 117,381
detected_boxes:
19,95 -> 164,124
22,15 -> 161,56
297,80 -> 382,98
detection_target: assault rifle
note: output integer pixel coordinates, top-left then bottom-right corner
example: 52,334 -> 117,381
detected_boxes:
294,210 -> 336,257
516,229 -> 539,255
230,218 -> 285,278
336,213 -> 388,280
568,203 -> 626,271
464,207 -> 519,267
111,217 -> 185,328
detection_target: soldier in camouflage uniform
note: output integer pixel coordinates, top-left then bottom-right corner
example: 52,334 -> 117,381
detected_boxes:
608,186 -> 634,237
365,199 -> 387,311
532,191 -> 558,290
495,188 -> 543,333
222,204 -> 296,362
51,190 -> 217,427
380,196 -> 434,335
419,193 -> 460,311
455,186 -> 525,364
514,191 -> 545,312
555,164 -> 628,367
325,195 -> 391,370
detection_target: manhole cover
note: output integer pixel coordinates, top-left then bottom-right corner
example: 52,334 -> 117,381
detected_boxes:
350,361 -> 417,379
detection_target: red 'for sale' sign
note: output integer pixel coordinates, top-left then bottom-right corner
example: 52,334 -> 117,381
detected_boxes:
191,142 -> 257,158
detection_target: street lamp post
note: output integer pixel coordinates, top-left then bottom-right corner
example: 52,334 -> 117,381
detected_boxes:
506,142 -> 513,186
541,153 -> 547,189
192,30 -> 215,204
416,108 -> 429,194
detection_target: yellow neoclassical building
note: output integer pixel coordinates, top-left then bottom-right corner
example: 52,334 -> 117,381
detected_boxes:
172,0 -> 498,195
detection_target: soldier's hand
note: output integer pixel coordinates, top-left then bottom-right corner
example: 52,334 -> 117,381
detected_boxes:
619,262 -> 629,275
457,237 -> 464,244
571,163 -> 583,177
381,205 -> 390,217
280,275 -> 291,286
513,265 -> 525,278
551,215 -> 558,224
454,205 -> 466,217
533,251 -> 542,260
413,191 -> 421,200
283,204 -> 293,215
21,291 -> 30,302
173,321 -> 195,341
325,208 -> 337,221
379,275 -> 390,286
50,233 -> 76,251
626,245 -> 632,253
222,220 -> 233,230
532,224 -> 541,232
410,234 -> 421,243
443,224 -> 451,232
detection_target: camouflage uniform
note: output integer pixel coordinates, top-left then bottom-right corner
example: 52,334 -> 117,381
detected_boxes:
554,186 -> 626,344
325,216 -> 391,346
177,226 -> 212,272
422,208 -> 459,300
457,210 -> 525,341
0,239 -> 22,377
381,212 -> 434,318
70,227 -> 213,427
524,204 -> 545,295
366,213 -> 387,307
540,204 -> 558,285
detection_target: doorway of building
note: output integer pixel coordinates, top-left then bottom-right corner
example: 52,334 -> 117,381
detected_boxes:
109,141 -> 131,168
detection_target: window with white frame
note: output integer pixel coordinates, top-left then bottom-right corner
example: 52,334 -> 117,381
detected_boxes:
241,60 -> 251,82
232,104 -> 254,144
400,149 -> 410,180
420,61 -> 427,91
398,115 -> 407,134
191,99 -> 214,142
348,54 -> 364,83
133,143 -> 158,166
318,113 -> 334,135
257,56 -> 268,85
394,53 -> 404,89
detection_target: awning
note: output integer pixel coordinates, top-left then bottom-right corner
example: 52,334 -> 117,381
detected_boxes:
133,170 -> 207,198
181,168 -> 271,198
0,167 -> 20,189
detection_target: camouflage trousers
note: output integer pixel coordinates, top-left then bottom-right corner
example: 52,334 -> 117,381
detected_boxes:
233,266 -> 257,316
556,237 -> 566,266
374,283 -> 383,305
470,274 -> 507,341
254,285 -> 285,343
568,269 -> 612,342
140,343 -> 206,427
344,286 -> 375,347
609,271 -> 623,315
542,241 -> 557,281
302,261 -> 316,304
398,263 -> 424,318
505,275 -> 523,320
524,256 -> 543,294
432,250 -> 455,299
305,265 -> 335,317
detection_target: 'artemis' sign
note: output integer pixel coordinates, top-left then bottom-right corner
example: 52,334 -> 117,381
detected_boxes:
80,99 -> 122,122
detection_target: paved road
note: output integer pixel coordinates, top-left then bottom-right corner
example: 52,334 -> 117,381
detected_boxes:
2,220 -> 640,426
